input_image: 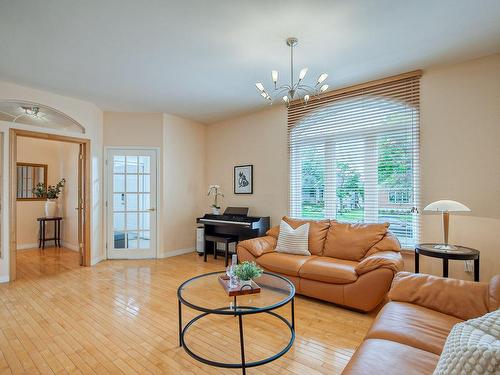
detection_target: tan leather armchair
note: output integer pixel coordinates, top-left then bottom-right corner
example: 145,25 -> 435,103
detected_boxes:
236,217 -> 404,312
342,272 -> 500,374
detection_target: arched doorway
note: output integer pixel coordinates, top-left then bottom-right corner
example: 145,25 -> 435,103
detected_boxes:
0,100 -> 91,280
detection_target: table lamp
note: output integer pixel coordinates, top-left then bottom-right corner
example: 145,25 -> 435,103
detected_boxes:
423,200 -> 470,250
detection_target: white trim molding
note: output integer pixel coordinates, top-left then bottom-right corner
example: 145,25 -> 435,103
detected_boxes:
91,254 -> 107,266
16,243 -> 39,250
0,275 -> 10,283
158,247 -> 195,258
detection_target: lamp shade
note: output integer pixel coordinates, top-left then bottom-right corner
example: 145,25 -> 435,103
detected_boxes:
423,200 -> 471,212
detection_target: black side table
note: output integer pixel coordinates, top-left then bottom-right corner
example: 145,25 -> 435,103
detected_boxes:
37,217 -> 62,249
415,243 -> 480,282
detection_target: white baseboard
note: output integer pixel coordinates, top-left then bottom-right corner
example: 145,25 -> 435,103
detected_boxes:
61,242 -> 79,252
158,247 -> 195,258
91,247 -> 194,264
16,243 -> 39,250
91,254 -> 107,266
17,242 -> 79,251
0,275 -> 10,283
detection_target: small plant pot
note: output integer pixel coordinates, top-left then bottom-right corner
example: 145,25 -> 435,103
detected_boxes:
211,207 -> 221,215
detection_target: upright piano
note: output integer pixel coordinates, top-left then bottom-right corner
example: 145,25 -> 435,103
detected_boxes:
197,207 -> 270,248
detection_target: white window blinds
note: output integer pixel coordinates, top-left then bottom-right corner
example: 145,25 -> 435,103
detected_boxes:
288,71 -> 421,248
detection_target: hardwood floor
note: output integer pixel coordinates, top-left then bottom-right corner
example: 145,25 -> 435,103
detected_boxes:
17,248 -> 81,280
0,250 -> 375,374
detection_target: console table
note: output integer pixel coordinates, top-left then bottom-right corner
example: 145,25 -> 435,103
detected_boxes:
37,217 -> 62,249
415,243 -> 480,281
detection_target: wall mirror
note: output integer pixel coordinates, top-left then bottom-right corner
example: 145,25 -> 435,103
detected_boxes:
16,163 -> 48,200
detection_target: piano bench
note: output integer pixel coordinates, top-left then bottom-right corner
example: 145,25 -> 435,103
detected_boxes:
204,235 -> 239,267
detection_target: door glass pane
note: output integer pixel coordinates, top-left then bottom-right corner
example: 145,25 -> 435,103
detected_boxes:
126,156 -> 138,173
138,194 -> 150,211
126,213 -> 138,230
113,213 -> 125,230
127,232 -> 138,248
114,231 -> 126,248
126,194 -> 138,211
139,212 -> 150,231
138,156 -> 150,173
126,174 -> 138,192
113,175 -> 125,192
113,194 -> 125,211
139,231 -> 151,249
113,156 -> 125,173
139,174 -> 150,192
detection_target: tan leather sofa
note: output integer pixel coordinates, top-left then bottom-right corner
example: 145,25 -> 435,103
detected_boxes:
342,272 -> 500,374
237,217 -> 403,312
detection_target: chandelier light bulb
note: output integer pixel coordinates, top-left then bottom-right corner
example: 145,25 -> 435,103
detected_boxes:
317,73 -> 328,84
255,82 -> 265,91
299,67 -> 308,81
271,70 -> 278,84
260,91 -> 268,98
282,96 -> 289,102
304,94 -> 310,103
320,84 -> 329,92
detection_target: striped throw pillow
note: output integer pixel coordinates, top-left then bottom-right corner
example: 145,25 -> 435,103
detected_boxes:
275,220 -> 311,255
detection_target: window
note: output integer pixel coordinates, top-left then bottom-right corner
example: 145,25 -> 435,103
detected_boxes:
288,73 -> 420,248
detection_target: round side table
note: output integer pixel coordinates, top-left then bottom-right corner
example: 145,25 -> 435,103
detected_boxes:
415,243 -> 480,282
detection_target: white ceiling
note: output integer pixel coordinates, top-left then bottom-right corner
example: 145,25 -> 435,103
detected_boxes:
1,0 -> 500,124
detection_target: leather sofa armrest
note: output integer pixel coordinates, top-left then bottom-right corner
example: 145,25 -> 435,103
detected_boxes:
388,271 -> 491,320
355,251 -> 403,276
237,236 -> 276,258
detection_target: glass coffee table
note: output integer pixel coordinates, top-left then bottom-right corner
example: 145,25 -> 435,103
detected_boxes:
177,271 -> 295,374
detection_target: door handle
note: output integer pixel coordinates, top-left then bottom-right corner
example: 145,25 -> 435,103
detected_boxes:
147,208 -> 155,212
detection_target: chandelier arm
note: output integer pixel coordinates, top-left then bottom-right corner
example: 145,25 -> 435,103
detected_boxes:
274,87 -> 291,95
297,83 -> 320,92
274,84 -> 291,92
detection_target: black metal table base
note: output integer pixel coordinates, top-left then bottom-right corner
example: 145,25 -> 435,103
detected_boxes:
178,300 -> 295,374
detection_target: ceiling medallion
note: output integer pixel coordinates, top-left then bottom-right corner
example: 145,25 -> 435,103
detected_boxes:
255,37 -> 329,107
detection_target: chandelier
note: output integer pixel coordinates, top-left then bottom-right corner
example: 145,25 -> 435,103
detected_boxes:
21,106 -> 40,118
255,37 -> 329,106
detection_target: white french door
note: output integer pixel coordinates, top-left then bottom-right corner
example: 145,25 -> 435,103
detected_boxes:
107,149 -> 157,259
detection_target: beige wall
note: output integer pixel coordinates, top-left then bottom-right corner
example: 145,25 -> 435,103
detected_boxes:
103,112 -> 206,257
418,53 -> 500,282
16,137 -> 61,248
103,112 -> 164,148
205,106 -> 288,225
16,137 -> 79,250
205,53 -> 500,282
162,113 -> 206,254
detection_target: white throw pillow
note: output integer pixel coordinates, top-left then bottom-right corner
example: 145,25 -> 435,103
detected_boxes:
275,220 -> 310,256
433,309 -> 500,375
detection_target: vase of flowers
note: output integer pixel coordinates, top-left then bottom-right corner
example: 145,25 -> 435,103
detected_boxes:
207,184 -> 224,215
233,261 -> 263,288
33,178 -> 66,217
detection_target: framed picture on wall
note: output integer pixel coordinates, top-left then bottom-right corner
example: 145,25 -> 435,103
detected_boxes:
234,165 -> 253,194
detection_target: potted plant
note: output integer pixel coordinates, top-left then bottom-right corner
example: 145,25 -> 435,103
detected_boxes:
207,184 -> 224,215
233,261 -> 263,287
33,178 -> 66,217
